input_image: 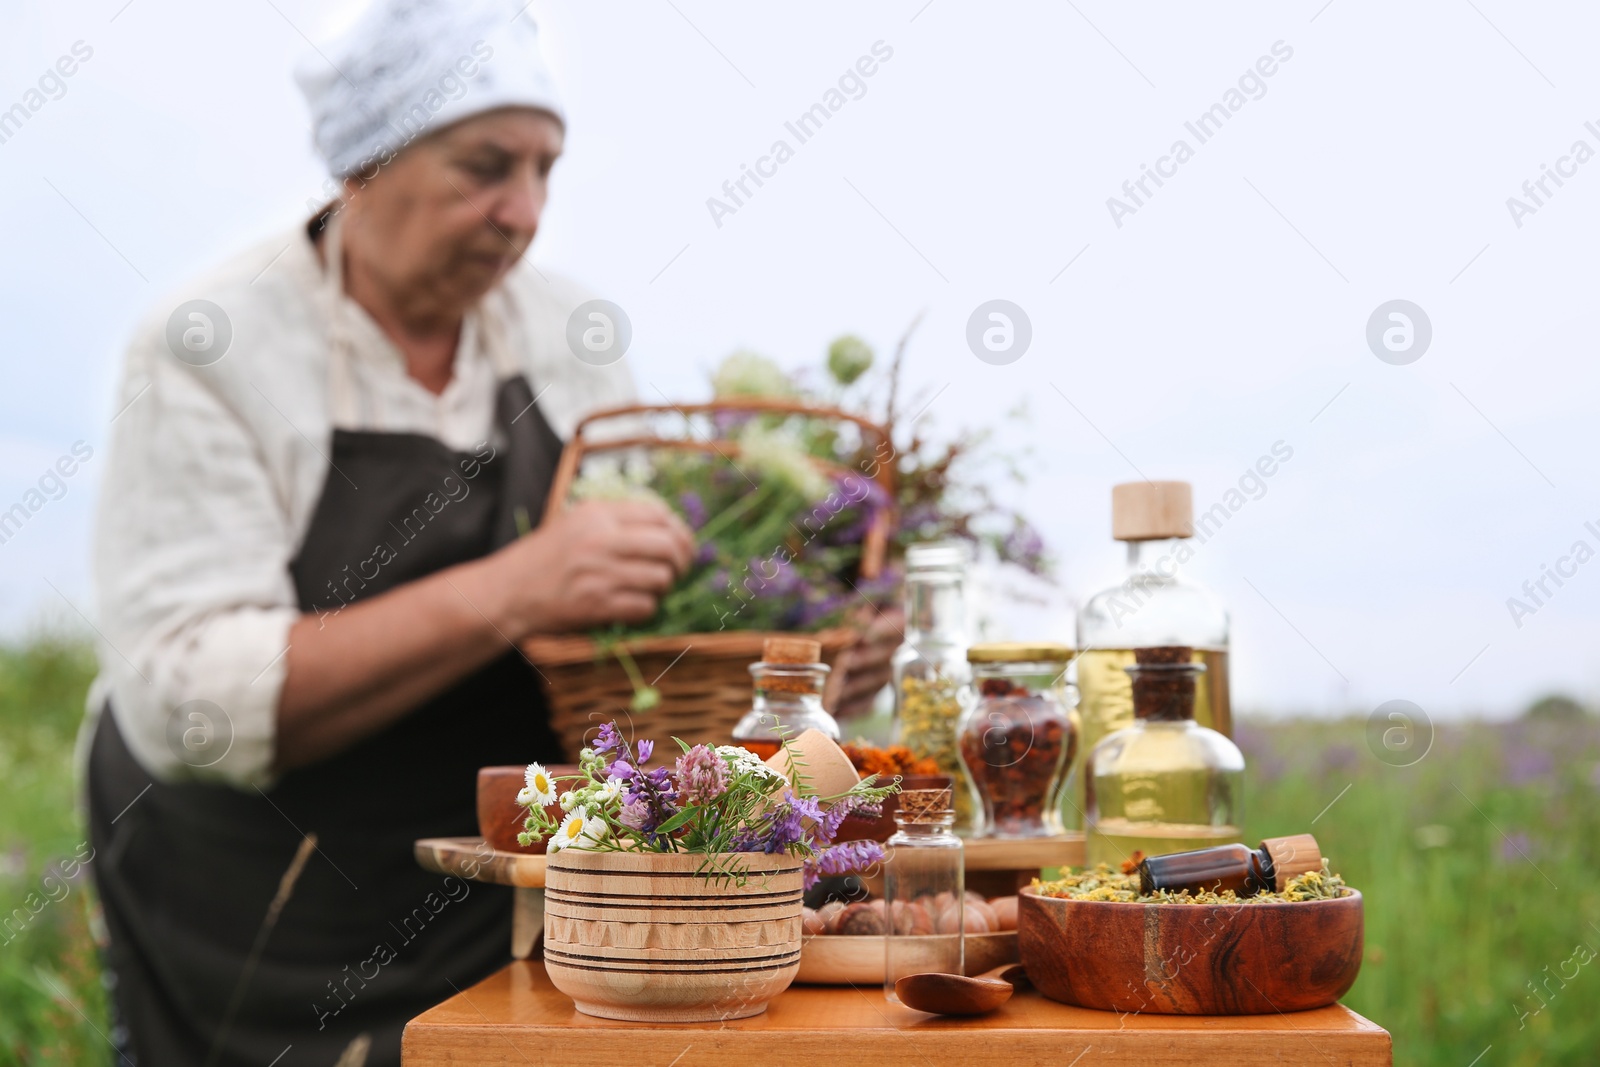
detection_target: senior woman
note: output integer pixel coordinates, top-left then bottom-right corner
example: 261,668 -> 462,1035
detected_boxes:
80,3 -> 690,1063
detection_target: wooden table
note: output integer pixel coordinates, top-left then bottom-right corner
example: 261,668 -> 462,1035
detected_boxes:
402,960 -> 1391,1066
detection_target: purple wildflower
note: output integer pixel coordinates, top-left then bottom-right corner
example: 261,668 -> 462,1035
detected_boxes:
804,840 -> 886,890
817,794 -> 879,847
593,722 -> 621,753
695,542 -> 718,565
1000,520 -> 1048,576
758,793 -> 823,854
678,490 -> 708,530
750,557 -> 805,601
676,745 -> 730,806
1503,745 -> 1554,787
1319,744 -> 1358,776
797,591 -> 852,629
1498,831 -> 1535,865
637,739 -> 655,763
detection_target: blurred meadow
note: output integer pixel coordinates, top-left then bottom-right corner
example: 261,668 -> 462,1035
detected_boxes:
1,633 -> 1597,1065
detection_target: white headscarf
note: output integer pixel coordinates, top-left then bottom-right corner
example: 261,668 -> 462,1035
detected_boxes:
295,0 -> 565,178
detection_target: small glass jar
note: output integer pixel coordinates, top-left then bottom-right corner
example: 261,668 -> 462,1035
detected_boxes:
958,643 -> 1078,838
891,542 -> 975,832
884,788 -> 964,1002
1085,646 -> 1245,869
732,637 -> 838,760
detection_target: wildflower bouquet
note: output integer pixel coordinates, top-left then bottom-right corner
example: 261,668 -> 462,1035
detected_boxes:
517,722 -> 896,886
574,330 -> 1053,644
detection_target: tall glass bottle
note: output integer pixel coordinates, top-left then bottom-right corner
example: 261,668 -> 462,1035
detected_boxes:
1064,481 -> 1230,830
884,788 -> 964,1002
1084,646 -> 1245,868
890,542 -> 975,833
732,637 -> 839,760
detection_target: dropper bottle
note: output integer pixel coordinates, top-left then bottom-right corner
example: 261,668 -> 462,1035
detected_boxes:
1138,833 -> 1322,897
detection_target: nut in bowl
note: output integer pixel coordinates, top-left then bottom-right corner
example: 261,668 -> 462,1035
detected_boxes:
1018,863 -> 1364,1015
796,891 -> 1020,985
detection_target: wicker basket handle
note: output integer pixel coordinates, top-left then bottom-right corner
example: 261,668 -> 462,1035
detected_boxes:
543,398 -> 896,579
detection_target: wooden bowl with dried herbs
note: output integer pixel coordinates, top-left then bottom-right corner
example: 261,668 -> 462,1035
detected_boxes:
1018,864 -> 1363,1015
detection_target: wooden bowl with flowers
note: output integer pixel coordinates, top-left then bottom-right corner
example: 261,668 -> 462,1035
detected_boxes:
518,724 -> 896,1022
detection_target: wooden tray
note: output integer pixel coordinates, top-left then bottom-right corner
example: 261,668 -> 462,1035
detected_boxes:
795,931 -> 1017,985
415,834 -> 1084,891
415,837 -> 547,888
412,831 -> 1088,895
963,833 -> 1082,871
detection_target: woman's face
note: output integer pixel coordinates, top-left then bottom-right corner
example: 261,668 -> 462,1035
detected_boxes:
342,108 -> 564,313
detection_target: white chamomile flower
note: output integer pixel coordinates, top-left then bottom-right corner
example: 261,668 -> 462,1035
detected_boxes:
579,814 -> 609,848
550,807 -> 591,852
598,778 -> 624,803
523,762 -> 557,807
559,790 -> 580,812
515,787 -> 535,807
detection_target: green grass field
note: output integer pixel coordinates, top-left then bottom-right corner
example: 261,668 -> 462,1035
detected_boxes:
1,635 -> 1596,1064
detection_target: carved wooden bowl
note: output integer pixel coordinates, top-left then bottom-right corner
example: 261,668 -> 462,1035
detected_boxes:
544,849 -> 803,1022
1017,886 -> 1364,1014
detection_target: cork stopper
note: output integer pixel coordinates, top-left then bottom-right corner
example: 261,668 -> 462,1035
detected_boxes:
1112,481 -> 1193,541
762,636 -> 822,664
1264,833 -> 1322,891
897,787 -> 953,823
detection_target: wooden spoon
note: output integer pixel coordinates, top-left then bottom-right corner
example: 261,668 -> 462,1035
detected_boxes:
894,963 -> 1028,1015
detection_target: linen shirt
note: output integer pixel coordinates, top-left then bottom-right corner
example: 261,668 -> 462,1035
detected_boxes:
79,219 -> 638,789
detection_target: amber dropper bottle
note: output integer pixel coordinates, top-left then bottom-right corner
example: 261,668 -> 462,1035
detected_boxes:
1137,833 -> 1321,897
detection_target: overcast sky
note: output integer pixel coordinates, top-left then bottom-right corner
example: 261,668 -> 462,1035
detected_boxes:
3,0 -> 1597,721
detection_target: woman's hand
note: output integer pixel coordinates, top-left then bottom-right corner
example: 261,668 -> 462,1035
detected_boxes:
274,498 -> 694,773
490,498 -> 696,637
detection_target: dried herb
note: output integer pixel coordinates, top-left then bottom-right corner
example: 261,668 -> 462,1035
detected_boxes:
840,740 -> 941,779
897,675 -> 972,825
1129,646 -> 1197,722
959,685 -> 1074,837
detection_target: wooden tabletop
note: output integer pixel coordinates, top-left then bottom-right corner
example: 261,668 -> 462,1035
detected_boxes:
402,960 -> 1391,1066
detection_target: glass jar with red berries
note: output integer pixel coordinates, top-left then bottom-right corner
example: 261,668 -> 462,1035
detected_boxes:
957,643 -> 1077,838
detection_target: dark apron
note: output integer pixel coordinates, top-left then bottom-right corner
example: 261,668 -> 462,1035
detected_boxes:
88,373 -> 566,1066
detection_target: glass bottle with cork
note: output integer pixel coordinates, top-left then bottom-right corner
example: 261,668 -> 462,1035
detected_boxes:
732,636 -> 839,759
957,643 -> 1077,838
884,787 -> 964,1002
890,542 -> 977,833
1084,645 -> 1245,869
1065,481 -> 1232,831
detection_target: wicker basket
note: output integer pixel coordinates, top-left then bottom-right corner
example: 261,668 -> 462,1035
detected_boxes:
523,398 -> 897,757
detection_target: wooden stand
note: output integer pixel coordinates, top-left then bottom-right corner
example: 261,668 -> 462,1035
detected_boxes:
401,959 -> 1392,1066
416,833 -> 1085,959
